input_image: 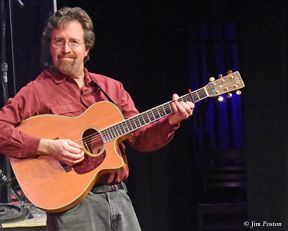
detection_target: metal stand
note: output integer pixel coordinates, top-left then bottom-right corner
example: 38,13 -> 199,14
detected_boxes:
1,0 -> 25,203
0,0 -> 28,224
1,0 -> 12,204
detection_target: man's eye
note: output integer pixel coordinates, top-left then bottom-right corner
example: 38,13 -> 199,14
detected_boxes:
54,39 -> 64,46
70,40 -> 80,46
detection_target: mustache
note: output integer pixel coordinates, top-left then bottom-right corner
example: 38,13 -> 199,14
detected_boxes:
58,54 -> 77,59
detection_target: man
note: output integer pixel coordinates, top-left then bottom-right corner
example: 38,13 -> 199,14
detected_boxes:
0,7 -> 194,231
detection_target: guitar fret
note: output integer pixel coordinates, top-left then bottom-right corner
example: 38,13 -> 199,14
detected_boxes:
122,121 -> 129,133
158,107 -> 164,117
135,116 -> 140,128
148,110 -> 155,121
116,124 -> 122,136
182,94 -> 190,102
160,105 -> 166,116
165,103 -> 173,114
192,92 -> 199,102
103,130 -> 110,143
127,120 -> 134,130
136,116 -> 142,127
101,131 -> 107,142
138,115 -> 145,126
112,127 -> 118,138
187,93 -> 193,103
133,117 -> 139,128
198,88 -> 205,100
108,128 -> 115,140
109,127 -> 116,138
114,125 -> 120,136
143,113 -> 150,123
196,90 -> 200,100
102,130 -> 107,142
152,108 -> 161,120
119,124 -> 125,135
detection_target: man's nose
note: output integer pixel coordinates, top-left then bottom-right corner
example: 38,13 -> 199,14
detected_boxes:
62,42 -> 72,53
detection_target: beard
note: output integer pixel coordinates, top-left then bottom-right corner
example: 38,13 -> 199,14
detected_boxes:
55,52 -> 77,75
57,59 -> 76,75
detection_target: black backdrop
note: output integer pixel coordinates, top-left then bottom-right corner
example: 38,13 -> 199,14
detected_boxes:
0,0 -> 287,230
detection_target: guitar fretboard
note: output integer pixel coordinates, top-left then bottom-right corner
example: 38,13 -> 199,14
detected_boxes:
100,87 -> 207,143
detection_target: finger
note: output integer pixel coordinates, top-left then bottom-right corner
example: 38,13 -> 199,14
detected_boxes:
63,150 -> 85,161
62,155 -> 85,166
67,139 -> 82,149
187,102 -> 195,110
63,140 -> 83,154
181,101 -> 194,114
184,102 -> 194,115
172,93 -> 180,101
175,100 -> 189,117
63,150 -> 84,161
171,94 -> 179,112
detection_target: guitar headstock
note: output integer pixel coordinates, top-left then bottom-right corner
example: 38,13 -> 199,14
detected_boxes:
205,71 -> 245,97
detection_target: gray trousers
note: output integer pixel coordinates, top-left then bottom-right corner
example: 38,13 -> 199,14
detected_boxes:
46,189 -> 141,231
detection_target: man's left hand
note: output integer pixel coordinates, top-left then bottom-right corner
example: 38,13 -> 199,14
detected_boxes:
168,93 -> 194,125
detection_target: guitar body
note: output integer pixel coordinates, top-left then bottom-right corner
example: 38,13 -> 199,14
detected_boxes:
9,101 -> 125,213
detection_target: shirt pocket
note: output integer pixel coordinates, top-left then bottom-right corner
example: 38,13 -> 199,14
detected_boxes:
50,103 -> 84,116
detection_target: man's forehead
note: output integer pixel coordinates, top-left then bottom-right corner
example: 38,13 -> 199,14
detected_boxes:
52,21 -> 84,38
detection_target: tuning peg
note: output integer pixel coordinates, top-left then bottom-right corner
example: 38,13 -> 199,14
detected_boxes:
218,74 -> 223,78
209,77 -> 215,82
227,93 -> 233,98
236,90 -> 242,95
227,69 -> 233,74
217,96 -> 224,102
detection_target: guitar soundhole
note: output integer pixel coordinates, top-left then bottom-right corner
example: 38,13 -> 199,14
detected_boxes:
73,128 -> 106,174
82,128 -> 104,157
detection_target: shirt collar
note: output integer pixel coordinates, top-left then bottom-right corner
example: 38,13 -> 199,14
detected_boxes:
83,68 -> 94,86
46,67 -> 92,85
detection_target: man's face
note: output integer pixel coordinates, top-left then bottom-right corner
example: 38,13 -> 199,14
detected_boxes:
50,20 -> 89,78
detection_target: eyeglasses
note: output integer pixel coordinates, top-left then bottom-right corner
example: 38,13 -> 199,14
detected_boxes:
51,39 -> 84,49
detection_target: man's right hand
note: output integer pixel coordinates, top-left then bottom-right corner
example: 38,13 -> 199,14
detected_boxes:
37,138 -> 85,166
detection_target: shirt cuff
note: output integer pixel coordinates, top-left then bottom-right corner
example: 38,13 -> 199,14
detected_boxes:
22,135 -> 41,158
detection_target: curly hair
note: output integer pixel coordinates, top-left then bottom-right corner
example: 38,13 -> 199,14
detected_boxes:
42,7 -> 95,63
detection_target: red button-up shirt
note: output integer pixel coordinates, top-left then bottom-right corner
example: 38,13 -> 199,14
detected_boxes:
0,67 -> 178,183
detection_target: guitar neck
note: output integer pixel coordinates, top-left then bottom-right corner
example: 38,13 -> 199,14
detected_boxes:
100,87 -> 207,143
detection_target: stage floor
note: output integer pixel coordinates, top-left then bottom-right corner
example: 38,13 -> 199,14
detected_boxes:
0,203 -> 47,231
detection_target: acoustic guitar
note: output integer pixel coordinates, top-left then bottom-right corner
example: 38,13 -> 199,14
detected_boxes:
9,71 -> 245,213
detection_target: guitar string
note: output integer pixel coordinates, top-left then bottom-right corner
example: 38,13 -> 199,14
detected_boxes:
75,99 -> 177,147
75,101 -> 175,146
78,89 -> 209,148
74,91 -> 207,150
78,73 -> 236,149
80,76 -> 237,144
76,75 -> 239,149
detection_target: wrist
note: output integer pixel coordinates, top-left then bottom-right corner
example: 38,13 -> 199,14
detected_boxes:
168,115 -> 180,126
36,138 -> 52,156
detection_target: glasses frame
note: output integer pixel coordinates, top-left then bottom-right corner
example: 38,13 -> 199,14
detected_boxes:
51,38 -> 84,49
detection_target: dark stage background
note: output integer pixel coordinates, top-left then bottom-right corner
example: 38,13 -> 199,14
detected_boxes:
0,0 -> 287,230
